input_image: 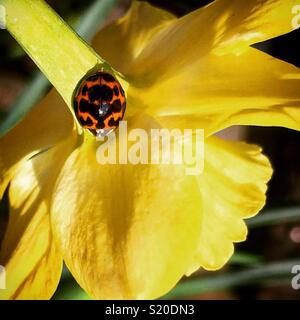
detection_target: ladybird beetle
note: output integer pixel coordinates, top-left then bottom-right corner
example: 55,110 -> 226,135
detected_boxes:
73,70 -> 126,137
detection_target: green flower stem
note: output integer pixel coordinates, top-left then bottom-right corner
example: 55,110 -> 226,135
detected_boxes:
0,0 -> 112,110
76,0 -> 119,41
0,0 -> 119,137
163,259 -> 300,299
0,73 -> 50,138
247,207 -> 300,228
229,252 -> 263,266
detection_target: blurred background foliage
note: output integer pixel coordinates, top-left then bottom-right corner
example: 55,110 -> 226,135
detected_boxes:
0,0 -> 300,300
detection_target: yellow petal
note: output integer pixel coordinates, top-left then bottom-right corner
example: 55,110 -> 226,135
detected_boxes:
51,118 -> 203,300
95,0 -> 296,77
137,46 -> 300,135
0,90 -> 74,197
51,114 -> 272,299
118,1 -> 300,134
188,135 -> 272,273
0,163 -> 56,300
92,1 -> 175,74
129,0 -> 297,79
0,134 -> 75,299
203,0 -> 298,51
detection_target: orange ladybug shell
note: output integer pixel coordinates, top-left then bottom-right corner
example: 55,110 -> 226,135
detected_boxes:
73,71 -> 126,135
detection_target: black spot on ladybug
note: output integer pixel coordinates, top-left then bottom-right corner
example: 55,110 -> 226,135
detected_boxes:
82,84 -> 88,96
85,117 -> 94,126
111,99 -> 122,112
88,85 -> 114,102
79,116 -> 84,123
79,99 -> 99,120
88,74 -> 100,83
108,118 -> 120,127
96,120 -> 105,130
79,116 -> 93,127
88,85 -> 102,102
74,99 -> 78,112
79,99 -> 92,112
113,86 -> 119,96
101,73 -> 115,82
100,85 -> 114,101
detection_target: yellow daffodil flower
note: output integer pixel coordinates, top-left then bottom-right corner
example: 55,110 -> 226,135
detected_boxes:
0,0 -> 299,300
